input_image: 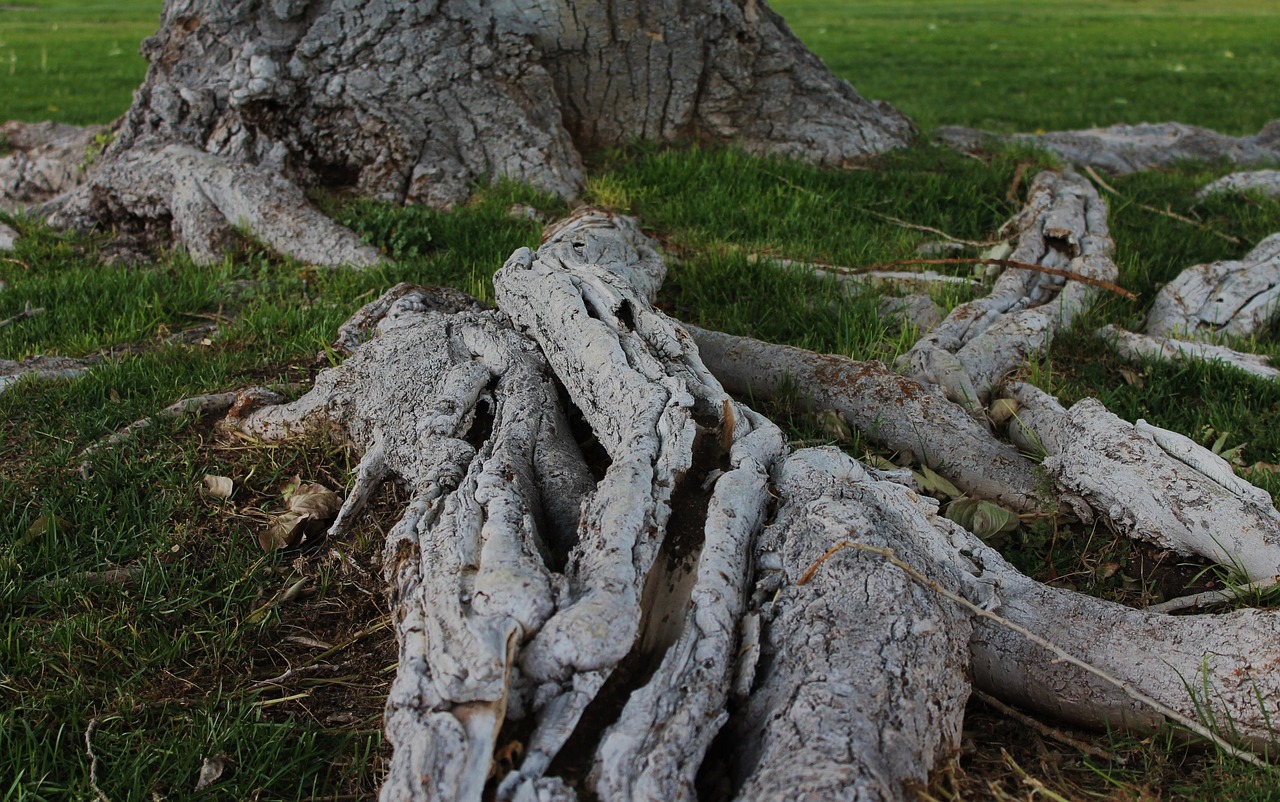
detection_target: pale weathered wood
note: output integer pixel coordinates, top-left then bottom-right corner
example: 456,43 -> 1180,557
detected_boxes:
937,120 -> 1280,175
898,170 -> 1117,412
1101,324 -> 1280,382
1005,382 -> 1280,581
215,207 -> 1280,801
1200,169 -> 1280,199
688,324 -> 1046,513
1145,233 -> 1280,340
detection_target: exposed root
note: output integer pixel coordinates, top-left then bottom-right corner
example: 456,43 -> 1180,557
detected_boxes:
898,170 -> 1118,412
1201,170 -> 1280,199
1101,325 -> 1280,382
1005,382 -> 1280,581
688,324 -> 1046,513
78,391 -> 244,477
1145,233 -> 1280,340
49,145 -> 385,267
0,120 -> 105,212
937,119 -> 1280,175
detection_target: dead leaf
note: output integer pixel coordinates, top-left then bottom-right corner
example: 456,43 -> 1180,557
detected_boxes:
257,481 -> 342,553
202,474 -> 234,500
1118,367 -> 1144,387
260,512 -> 307,553
288,483 -> 341,518
194,755 -> 227,792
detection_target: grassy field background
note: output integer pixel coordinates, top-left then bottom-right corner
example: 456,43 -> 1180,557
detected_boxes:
2,1 -> 1280,800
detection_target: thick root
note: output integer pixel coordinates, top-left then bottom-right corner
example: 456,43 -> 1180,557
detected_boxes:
937,120 -> 1280,175
898,170 -> 1117,411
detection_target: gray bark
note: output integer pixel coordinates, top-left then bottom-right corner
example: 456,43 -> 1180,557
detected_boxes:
213,209 -> 1280,801
1101,233 -> 1280,382
897,170 -> 1117,412
15,0 -> 912,265
937,120 -> 1280,175
0,120 -> 104,212
1200,169 -> 1280,199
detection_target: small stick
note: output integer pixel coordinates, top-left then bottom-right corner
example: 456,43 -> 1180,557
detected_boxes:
851,207 -> 1000,248
1005,162 -> 1030,203
1146,577 -> 1279,614
84,718 -> 112,802
1082,164 -> 1239,244
0,300 -> 44,329
796,540 -> 1274,769
972,689 -> 1125,764
829,258 -> 1136,300
1081,165 -> 1120,197
1136,202 -> 1241,244
250,661 -> 351,689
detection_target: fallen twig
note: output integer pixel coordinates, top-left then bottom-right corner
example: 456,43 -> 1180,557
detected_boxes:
1146,577 -> 1280,614
0,300 -> 44,329
1005,162 -> 1031,203
851,207 -> 1000,248
972,689 -> 1126,764
831,258 -> 1137,300
797,540 -> 1275,769
1082,164 -> 1240,244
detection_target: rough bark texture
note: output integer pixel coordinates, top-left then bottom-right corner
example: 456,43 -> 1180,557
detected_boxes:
689,324 -> 1045,513
937,120 -> 1280,175
0,120 -> 104,212
1145,232 -> 1280,340
209,209 -> 1280,801
18,0 -> 912,265
1100,233 -> 1280,382
1005,382 -> 1280,581
1200,169 -> 1280,199
1101,324 -> 1280,382
898,170 -> 1117,412
731,448 -> 972,802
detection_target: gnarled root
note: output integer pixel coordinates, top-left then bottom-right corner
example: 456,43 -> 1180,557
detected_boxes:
48,145 -> 385,267
898,170 -> 1117,412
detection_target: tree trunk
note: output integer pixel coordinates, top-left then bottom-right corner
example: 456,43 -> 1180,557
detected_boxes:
10,0 -> 912,265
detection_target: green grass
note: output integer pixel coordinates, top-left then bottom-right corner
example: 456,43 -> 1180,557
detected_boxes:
3,1 -> 1280,800
0,1 -> 158,125
773,0 -> 1280,134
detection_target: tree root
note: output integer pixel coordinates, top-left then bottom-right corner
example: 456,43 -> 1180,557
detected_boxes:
1099,232 -> 1280,384
204,208 -> 1280,800
937,120 -> 1280,175
48,145 -> 385,267
898,170 -> 1118,413
0,120 -> 106,212
1201,170 -> 1280,199
687,324 -> 1045,513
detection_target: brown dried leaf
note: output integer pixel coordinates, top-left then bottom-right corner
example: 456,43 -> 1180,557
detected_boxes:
288,483 -> 341,519
260,512 -> 307,553
1118,367 -> 1145,387
202,474 -> 234,500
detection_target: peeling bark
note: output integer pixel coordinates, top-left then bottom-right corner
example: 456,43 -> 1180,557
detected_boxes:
1145,233 -> 1280,340
937,120 -> 1280,175
897,170 -> 1117,412
1101,233 -> 1280,382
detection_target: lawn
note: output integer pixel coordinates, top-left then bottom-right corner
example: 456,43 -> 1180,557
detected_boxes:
2,1 -> 1279,800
